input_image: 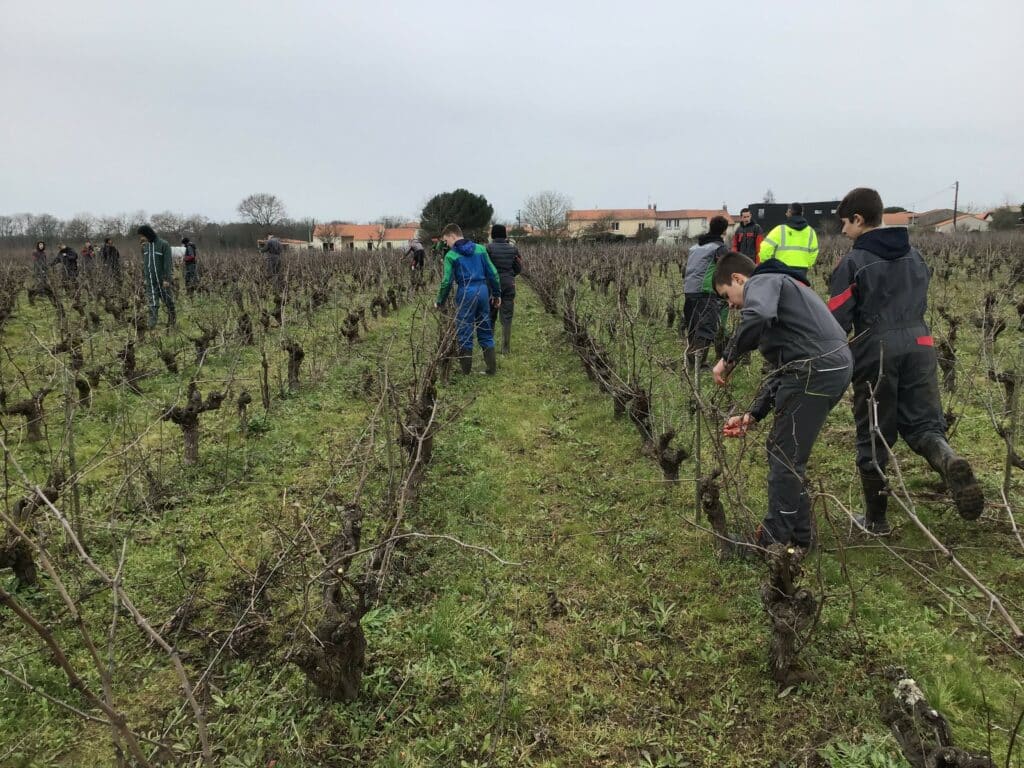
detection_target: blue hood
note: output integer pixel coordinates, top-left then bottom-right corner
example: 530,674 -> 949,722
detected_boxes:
853,227 -> 911,261
453,238 -> 478,257
752,258 -> 811,286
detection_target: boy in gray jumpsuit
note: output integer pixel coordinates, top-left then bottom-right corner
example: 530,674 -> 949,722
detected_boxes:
712,253 -> 852,551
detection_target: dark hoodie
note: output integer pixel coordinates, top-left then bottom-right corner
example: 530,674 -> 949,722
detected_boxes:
786,215 -> 810,231
54,246 -> 79,276
828,226 -> 929,337
33,243 -> 49,282
751,257 -> 811,287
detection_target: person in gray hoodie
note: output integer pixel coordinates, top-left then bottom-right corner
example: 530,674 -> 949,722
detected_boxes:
138,224 -> 176,328
712,252 -> 852,554
682,215 -> 729,368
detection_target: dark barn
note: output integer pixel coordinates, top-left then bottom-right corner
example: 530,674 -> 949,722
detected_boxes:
746,201 -> 842,234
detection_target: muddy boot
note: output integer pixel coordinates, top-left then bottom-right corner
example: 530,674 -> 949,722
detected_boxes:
458,348 -> 473,375
501,318 -> 512,354
917,436 -> 984,520
854,470 -> 891,535
725,530 -> 766,561
483,346 -> 497,375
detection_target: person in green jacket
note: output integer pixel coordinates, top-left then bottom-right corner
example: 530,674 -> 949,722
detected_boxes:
137,224 -> 176,328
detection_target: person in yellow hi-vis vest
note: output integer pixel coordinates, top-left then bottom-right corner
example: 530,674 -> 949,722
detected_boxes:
757,202 -> 819,277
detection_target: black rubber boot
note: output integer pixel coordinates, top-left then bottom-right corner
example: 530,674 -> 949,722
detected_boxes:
501,318 -> 512,354
725,527 -> 768,561
917,436 -> 984,520
854,470 -> 891,535
458,348 -> 473,375
483,346 -> 497,375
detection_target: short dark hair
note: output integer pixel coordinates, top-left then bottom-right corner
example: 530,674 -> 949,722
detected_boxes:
441,223 -> 463,238
836,187 -> 883,227
740,207 -> 750,215
712,251 -> 755,290
104,238 -> 112,244
709,215 -> 729,238
789,202 -> 804,216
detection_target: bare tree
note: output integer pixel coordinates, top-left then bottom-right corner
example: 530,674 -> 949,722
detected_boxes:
522,190 -> 572,236
150,211 -> 185,234
11,213 -> 34,236
63,213 -> 96,241
237,193 -> 288,226
96,215 -> 127,237
26,214 -> 62,240
127,210 -> 149,233
182,213 -> 210,234
0,215 -> 16,237
375,214 -> 407,229
763,188 -> 776,204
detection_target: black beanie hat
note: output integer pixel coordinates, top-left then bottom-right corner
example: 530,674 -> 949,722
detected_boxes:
491,224 -> 507,239
181,237 -> 190,244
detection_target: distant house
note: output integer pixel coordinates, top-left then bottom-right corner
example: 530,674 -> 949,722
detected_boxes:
911,209 -> 957,229
656,209 -> 735,241
566,205 -> 736,240
932,213 -> 990,234
566,207 -> 657,238
255,237 -> 313,251
313,224 -> 419,251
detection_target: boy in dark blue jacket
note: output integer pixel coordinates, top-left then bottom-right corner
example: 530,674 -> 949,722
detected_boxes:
435,224 -> 502,375
829,187 -> 983,533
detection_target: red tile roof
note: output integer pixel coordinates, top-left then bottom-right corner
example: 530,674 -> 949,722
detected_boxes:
882,211 -> 916,226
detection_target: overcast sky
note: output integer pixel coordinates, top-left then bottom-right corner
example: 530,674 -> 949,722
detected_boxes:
3,0 -> 1022,224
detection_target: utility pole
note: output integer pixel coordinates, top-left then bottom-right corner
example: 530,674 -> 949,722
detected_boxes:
953,180 -> 959,232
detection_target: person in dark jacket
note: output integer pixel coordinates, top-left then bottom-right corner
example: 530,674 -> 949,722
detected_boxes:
485,224 -> 522,354
53,244 -> 80,288
260,232 -> 283,291
100,237 -> 121,278
731,208 -> 764,261
182,237 -> 199,294
138,225 -> 176,328
829,187 -> 983,533
435,223 -> 502,375
713,252 -> 852,553
29,241 -> 56,305
682,215 -> 729,369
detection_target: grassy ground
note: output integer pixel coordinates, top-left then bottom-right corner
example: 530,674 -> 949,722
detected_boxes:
2,281 -> 1023,767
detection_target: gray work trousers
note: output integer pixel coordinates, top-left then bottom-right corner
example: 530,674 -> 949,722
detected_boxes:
762,365 -> 851,547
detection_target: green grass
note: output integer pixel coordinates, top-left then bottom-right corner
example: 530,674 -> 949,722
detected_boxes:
2,275 -> 1023,767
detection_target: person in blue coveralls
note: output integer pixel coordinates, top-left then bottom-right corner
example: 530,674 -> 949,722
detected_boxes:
434,223 -> 502,375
